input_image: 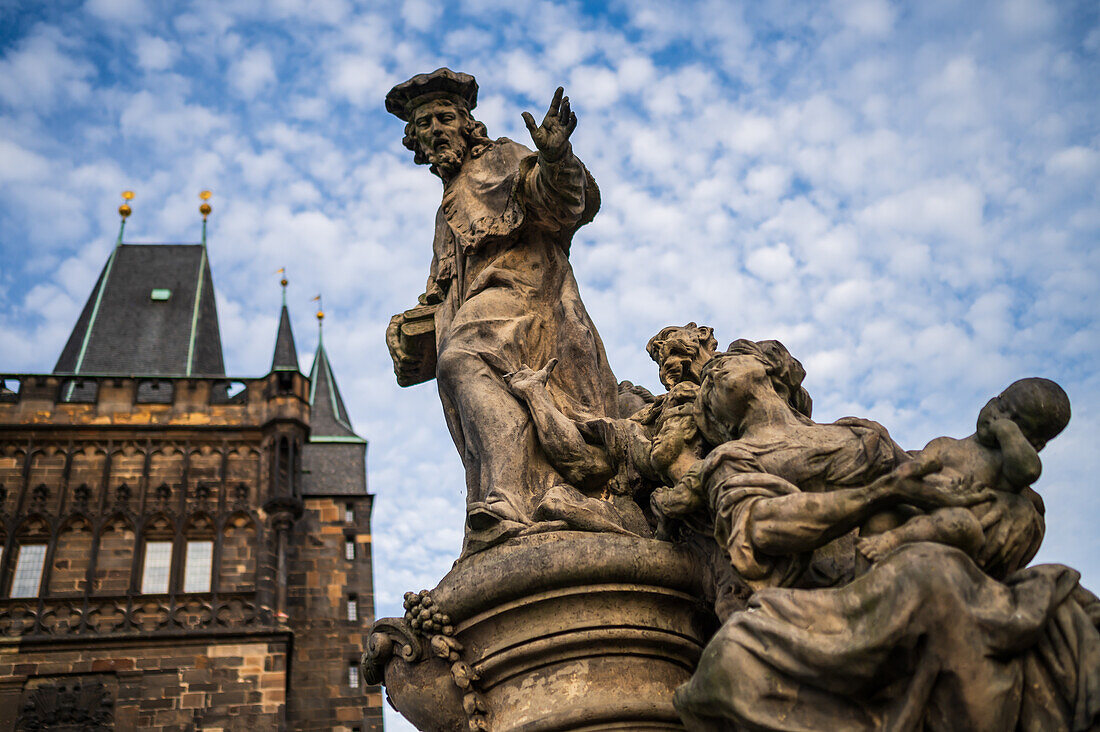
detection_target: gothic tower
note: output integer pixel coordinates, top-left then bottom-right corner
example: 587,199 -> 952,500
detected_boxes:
0,195 -> 384,731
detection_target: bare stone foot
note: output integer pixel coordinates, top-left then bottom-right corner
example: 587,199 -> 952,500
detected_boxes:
857,532 -> 904,563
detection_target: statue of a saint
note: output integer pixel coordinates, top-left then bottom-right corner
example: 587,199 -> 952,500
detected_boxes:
385,69 -> 620,553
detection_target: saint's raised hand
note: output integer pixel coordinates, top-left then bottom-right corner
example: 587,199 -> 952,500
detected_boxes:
522,86 -> 577,163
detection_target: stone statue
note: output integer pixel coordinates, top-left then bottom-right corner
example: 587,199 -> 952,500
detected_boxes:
370,72 -> 1100,731
651,341 -> 1100,731
385,69 -> 619,554
855,377 -> 1065,574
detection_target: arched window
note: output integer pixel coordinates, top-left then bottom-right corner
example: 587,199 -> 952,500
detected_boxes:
140,514 -> 175,595
275,437 -> 291,494
220,514 -> 257,593
94,515 -> 135,595
10,518 -> 50,598
48,516 -> 93,595
182,514 -> 215,594
292,439 -> 302,496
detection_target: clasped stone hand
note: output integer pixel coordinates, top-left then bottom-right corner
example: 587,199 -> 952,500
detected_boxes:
522,87 -> 577,163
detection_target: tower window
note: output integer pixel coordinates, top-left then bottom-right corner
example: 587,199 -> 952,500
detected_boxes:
141,541 -> 173,594
347,595 -> 358,622
183,540 -> 213,593
348,662 -> 359,688
345,503 -> 354,523
11,544 -> 47,597
345,537 -> 355,561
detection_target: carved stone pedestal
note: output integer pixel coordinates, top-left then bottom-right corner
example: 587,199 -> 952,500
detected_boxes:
364,532 -> 716,731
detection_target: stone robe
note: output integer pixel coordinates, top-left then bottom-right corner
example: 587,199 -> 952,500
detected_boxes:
425,138 -> 619,551
673,422 -> 1100,731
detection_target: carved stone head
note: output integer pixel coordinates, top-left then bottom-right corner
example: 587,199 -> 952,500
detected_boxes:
977,377 -> 1070,451
386,68 -> 492,178
646,323 -> 718,390
694,339 -> 813,445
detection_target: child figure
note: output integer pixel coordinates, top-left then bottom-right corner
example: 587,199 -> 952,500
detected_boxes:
505,360 -> 706,510
856,377 -> 1070,579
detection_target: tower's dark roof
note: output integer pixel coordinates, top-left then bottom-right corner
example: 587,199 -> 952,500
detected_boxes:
307,339 -> 360,439
303,334 -> 367,496
54,244 -> 225,376
271,304 -> 299,372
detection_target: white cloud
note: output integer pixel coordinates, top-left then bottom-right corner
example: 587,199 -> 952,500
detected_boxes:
999,0 -> 1057,34
84,0 -> 148,24
229,47 -> 277,99
856,179 -> 985,244
1046,146 -> 1100,178
401,0 -> 443,31
328,53 -> 391,106
0,27 -> 94,111
134,35 -> 177,72
0,139 -> 51,183
745,242 -> 797,281
834,0 -> 896,37
0,17 -> 1097,726
119,90 -> 226,148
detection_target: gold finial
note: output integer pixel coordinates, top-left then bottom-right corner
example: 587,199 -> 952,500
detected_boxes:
312,294 -> 323,321
276,267 -> 287,288
199,190 -> 213,219
119,190 -> 134,219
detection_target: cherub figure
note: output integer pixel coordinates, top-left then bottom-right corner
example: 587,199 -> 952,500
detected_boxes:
506,361 -> 706,485
856,377 -> 1071,578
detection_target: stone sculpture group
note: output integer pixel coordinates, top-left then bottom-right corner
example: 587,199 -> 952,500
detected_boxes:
373,68 -> 1100,731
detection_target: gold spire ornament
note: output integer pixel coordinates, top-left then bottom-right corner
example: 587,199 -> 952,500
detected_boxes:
312,294 -> 324,322
199,190 -> 213,219
119,190 -> 134,219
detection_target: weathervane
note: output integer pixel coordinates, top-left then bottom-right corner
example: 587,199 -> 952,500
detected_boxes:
199,190 -> 213,246
116,190 -> 134,246
312,294 -> 324,337
277,268 -> 288,305
119,190 -> 134,219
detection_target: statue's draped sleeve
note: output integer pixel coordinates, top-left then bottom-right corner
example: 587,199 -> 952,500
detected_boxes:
683,443 -> 812,591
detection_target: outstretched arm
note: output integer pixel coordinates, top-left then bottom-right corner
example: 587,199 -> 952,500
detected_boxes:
521,87 -> 590,231
506,360 -> 614,490
747,459 -> 992,556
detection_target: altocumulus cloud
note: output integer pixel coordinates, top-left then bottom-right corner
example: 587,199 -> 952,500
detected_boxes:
1,3 -> 1097,727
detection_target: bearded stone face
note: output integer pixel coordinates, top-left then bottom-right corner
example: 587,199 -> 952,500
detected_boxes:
411,99 -> 470,179
649,325 -> 718,390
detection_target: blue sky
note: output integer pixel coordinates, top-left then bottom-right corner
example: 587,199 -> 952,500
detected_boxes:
1,1 -> 1098,726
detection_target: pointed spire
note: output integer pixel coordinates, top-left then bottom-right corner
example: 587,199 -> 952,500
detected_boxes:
271,273 -> 299,372
308,309 -> 362,440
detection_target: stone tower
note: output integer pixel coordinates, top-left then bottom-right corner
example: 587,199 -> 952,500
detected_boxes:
0,200 -> 384,731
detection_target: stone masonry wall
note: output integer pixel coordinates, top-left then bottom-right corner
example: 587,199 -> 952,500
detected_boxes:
286,496 -> 383,731
0,635 -> 289,731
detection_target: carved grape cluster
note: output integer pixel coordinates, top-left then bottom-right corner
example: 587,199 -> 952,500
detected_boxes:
401,589 -> 488,730
403,590 -> 455,636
